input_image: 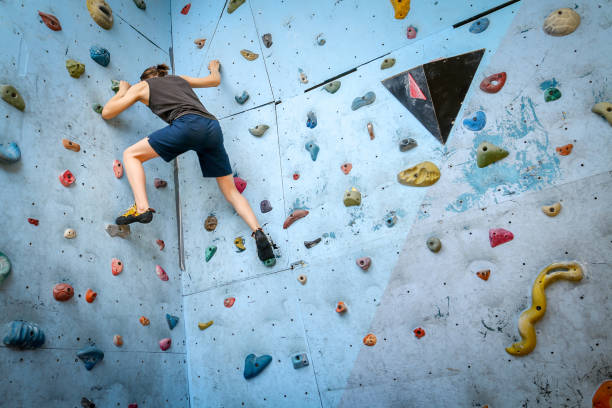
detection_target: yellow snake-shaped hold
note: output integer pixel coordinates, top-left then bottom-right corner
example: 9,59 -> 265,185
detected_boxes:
506,262 -> 583,356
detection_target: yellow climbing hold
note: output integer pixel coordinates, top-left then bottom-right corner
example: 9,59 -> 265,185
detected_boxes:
390,0 -> 410,19
541,202 -> 561,217
240,49 -> 259,61
234,236 -> 246,251
397,161 -> 440,187
592,102 -> 612,125
506,262 -> 583,356
198,321 -> 213,330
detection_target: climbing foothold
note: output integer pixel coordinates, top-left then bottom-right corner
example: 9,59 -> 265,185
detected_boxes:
544,87 -> 561,102
426,237 -> 441,253
59,170 -> 75,187
139,316 -> 150,326
477,142 -> 509,168
111,79 -> 120,93
249,124 -> 270,137
156,265 -> 169,281
66,59 -> 85,78
244,354 -> 272,379
397,161 -> 440,186
194,38 -> 206,48
227,0 -> 245,13
260,200 -> 273,213
1,85 -> 26,111
592,102 -> 612,125
390,0 -> 410,19
64,228 -> 77,239
406,25 -> 417,39
543,8 -> 580,36
62,139 -> 80,152
2,320 -> 45,349
385,213 -> 397,227
234,237 -> 246,252
315,33 -> 326,46
240,49 -> 259,61
85,289 -> 97,303
463,111 -> 486,131
480,72 -> 507,94
413,328 -> 425,338
305,141 -> 319,161
356,257 -> 371,271
224,297 -> 235,308
234,176 -> 246,193
336,301 -> 347,314
351,91 -> 376,111
156,239 -> 165,251
381,58 -> 396,69
489,228 -> 514,248
262,33 -> 273,48
159,338 -> 171,351
367,122 -> 375,140
89,46 -> 110,67
93,104 -> 103,114
298,68 -> 308,84
506,262 -> 583,356
204,215 -> 217,231
297,274 -> 307,285
166,314 -> 179,330
556,143 -> 573,156
105,224 -> 130,238
399,138 -> 417,152
469,17 -> 490,33
87,0 -> 113,29
592,380 -> 612,408
38,11 -> 62,31
111,258 -> 123,276
476,269 -> 490,281
198,320 -> 213,330
53,283 -> 74,301
180,3 -> 191,14
293,172 -> 300,180
154,178 -> 167,188
81,397 -> 96,408
306,111 -> 317,129
323,81 -> 341,94
235,91 -> 249,104
363,333 -> 377,346
205,246 -> 217,262
341,163 -> 352,175
133,0 -> 146,10
542,202 -> 561,217
113,159 -> 123,178
0,252 -> 10,285
113,335 -> 123,347
343,187 -> 362,207
292,353 -> 309,369
304,238 -> 321,249
283,209 -> 309,229
0,142 -> 21,163
28,218 -> 39,226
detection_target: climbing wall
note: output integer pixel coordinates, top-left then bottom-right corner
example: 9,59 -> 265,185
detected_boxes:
0,1 -> 189,407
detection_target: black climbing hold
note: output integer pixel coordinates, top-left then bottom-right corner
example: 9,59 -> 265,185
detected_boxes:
399,138 -> 417,152
304,238 -> 321,248
262,33 -> 272,48
260,200 -> 273,213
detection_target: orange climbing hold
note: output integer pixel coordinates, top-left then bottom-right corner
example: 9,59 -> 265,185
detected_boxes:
341,163 -> 352,175
85,289 -> 97,303
367,122 -> 375,140
592,380 -> 612,408
476,269 -> 490,281
363,333 -> 377,346
556,143 -> 573,156
53,283 -> 74,301
283,209 -> 309,229
139,316 -> 150,326
336,301 -> 347,314
390,0 -> 410,19
480,72 -> 507,94
413,327 -> 425,338
28,218 -> 39,226
38,11 -> 62,31
62,139 -> 80,152
111,258 -> 123,276
156,239 -> 165,251
180,3 -> 191,14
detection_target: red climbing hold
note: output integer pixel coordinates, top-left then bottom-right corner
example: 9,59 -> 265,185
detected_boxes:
293,172 -> 300,180
556,144 -> 573,156
224,297 -> 235,308
156,265 -> 169,281
480,72 -> 507,94
409,73 -> 426,100
128,404 -> 138,408
156,239 -> 165,251
159,338 -> 171,351
341,163 -> 352,175
28,218 -> 39,226
113,160 -> 123,178
489,228 -> 514,248
38,11 -> 62,31
234,176 -> 246,193
59,170 -> 75,187
111,258 -> 123,276
154,178 -> 167,188
53,283 -> 74,301
336,301 -> 347,314
413,327 -> 425,338
283,209 -> 309,229
180,3 -> 191,14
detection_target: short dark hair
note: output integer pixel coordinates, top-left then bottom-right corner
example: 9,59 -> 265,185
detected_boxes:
140,63 -> 169,80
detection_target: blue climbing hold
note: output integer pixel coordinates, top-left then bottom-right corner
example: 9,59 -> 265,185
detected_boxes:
0,142 -> 21,163
3,320 -> 45,349
243,353 -> 272,379
351,91 -> 376,111
89,46 -> 110,67
166,314 -> 179,330
235,91 -> 249,104
469,17 -> 490,34
205,246 -> 216,262
0,251 -> 10,285
306,111 -> 317,128
292,353 -> 309,369
385,212 -> 397,228
77,345 -> 104,370
305,141 -> 319,161
463,111 -> 486,131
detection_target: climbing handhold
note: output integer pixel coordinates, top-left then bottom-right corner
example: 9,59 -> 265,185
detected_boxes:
305,141 -> 319,161
59,170 -> 75,187
64,228 -> 77,239
541,202 -> 561,217
292,353 -> 309,369
592,102 -> 612,125
154,178 -> 167,188
156,239 -> 165,251
133,0 -> 146,10
260,200 -> 273,213
111,258 -> 123,275
85,289 -> 97,303
194,38 -> 206,48
224,297 -> 235,308
180,3 -> 191,14
205,246 -> 217,262
105,224 -> 130,238
406,25 -> 417,39
489,228 -> 514,248
166,314 -> 179,330
426,237 -> 441,253
336,301 -> 347,314
283,209 -> 309,229
399,138 -> 417,152
298,68 -> 308,84
543,8 -> 580,36
315,33 -> 326,46
477,142 -> 509,168
249,124 -> 269,137
0,252 -> 11,285
87,0 -> 113,29
227,0 -> 245,13
476,269 -> 490,281
297,274 -> 307,285
62,139 -> 80,152
235,91 -> 249,104
244,354 -> 272,379
463,111 -> 486,131
592,380 -> 612,408
341,163 -> 352,174
343,187 -> 362,207
198,320 -> 213,330
111,79 -> 120,93
397,161 -> 440,187
367,122 -> 375,140
413,328 -> 425,338
204,215 -> 217,231
3,320 -> 45,349
385,212 -> 397,227
363,333 -> 377,346
93,104 -> 103,114
0,143 -> 21,163
323,81 -> 341,94
506,262 -> 583,356
306,111 -> 317,129
38,11 -> 62,31
89,46 -> 110,67
304,238 -> 321,248
139,316 -> 150,326
53,283 -> 74,301
113,335 -> 123,347
262,33 -> 273,48
81,397 -> 96,408
544,87 -> 561,102
1,85 -> 26,111
480,72 -> 507,94
381,58 -> 396,69
28,218 -> 39,226
159,338 -> 171,351
293,172 -> 300,180
351,91 -> 376,111
469,17 -> 489,34
356,257 -> 371,271
234,237 -> 246,252
556,143 -> 573,156
240,49 -> 259,61
113,159 -> 123,178
156,265 -> 168,281
66,59 -> 85,78
390,0 -> 410,19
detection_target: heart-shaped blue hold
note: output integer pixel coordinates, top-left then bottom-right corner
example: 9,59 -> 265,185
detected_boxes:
463,111 -> 486,131
90,46 -> 110,67
469,17 -> 490,34
243,353 -> 272,379
77,345 -> 104,370
306,111 -> 317,128
0,142 -> 21,163
235,91 -> 249,105
166,314 -> 179,330
305,141 -> 319,161
351,91 -> 376,111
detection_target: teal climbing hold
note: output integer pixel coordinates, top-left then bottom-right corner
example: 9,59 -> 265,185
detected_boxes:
306,111 -> 317,128
463,111 -> 486,131
235,91 -> 249,104
351,91 -> 376,110
263,258 -> 276,267
243,353 -> 272,379
0,252 -> 10,284
323,81 -> 341,94
292,353 -> 309,369
166,314 -> 179,330
305,141 -> 319,161
205,245 -> 217,262
0,142 -> 21,163
92,104 -> 103,114
469,17 -> 490,33
544,87 -> 561,102
385,212 -> 397,227
3,320 -> 45,349
77,345 -> 104,370
90,46 -> 110,67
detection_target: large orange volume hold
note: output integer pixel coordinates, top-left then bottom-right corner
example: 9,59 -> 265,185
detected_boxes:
390,0 -> 410,19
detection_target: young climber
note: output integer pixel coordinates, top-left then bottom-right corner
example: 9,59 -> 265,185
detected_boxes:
101,61 -> 275,266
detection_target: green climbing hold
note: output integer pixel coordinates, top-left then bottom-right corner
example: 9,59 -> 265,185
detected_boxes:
249,125 -> 269,137
111,79 -> 120,93
343,188 -> 362,207
133,0 -> 146,10
205,246 -> 217,262
476,142 -> 509,168
323,81 -> 341,94
0,251 -> 11,285
1,85 -> 25,111
66,59 -> 85,78
93,104 -> 103,114
263,258 -> 276,267
227,0 -> 245,13
544,87 -> 561,102
381,58 -> 396,69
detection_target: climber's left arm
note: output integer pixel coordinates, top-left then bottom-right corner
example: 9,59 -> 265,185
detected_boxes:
101,81 -> 145,120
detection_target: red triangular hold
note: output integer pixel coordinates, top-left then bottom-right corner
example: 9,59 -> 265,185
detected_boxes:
409,73 -> 426,100
181,3 -> 191,14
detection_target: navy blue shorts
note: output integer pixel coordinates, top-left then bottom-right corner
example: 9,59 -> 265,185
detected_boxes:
148,114 -> 232,178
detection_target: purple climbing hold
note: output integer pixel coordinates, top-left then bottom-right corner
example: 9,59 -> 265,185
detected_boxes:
260,200 -> 273,213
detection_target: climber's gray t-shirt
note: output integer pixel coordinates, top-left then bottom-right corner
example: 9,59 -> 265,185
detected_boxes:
145,75 -> 216,123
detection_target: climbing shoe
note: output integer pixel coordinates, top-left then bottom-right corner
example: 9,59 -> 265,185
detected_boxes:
253,229 -> 276,267
115,204 -> 155,225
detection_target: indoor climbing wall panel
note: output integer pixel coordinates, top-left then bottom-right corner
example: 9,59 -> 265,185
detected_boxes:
0,1 -> 188,406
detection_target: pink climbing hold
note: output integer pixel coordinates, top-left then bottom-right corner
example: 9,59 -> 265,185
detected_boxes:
156,265 -> 169,281
111,258 -> 123,276
224,297 -> 235,308
341,163 -> 352,175
59,170 -> 75,187
128,404 -> 138,408
489,228 -> 514,248
159,338 -> 171,351
113,160 -> 123,179
356,257 -> 372,271
156,239 -> 165,251
409,73 -> 426,100
234,176 -> 246,193
406,25 -> 417,39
